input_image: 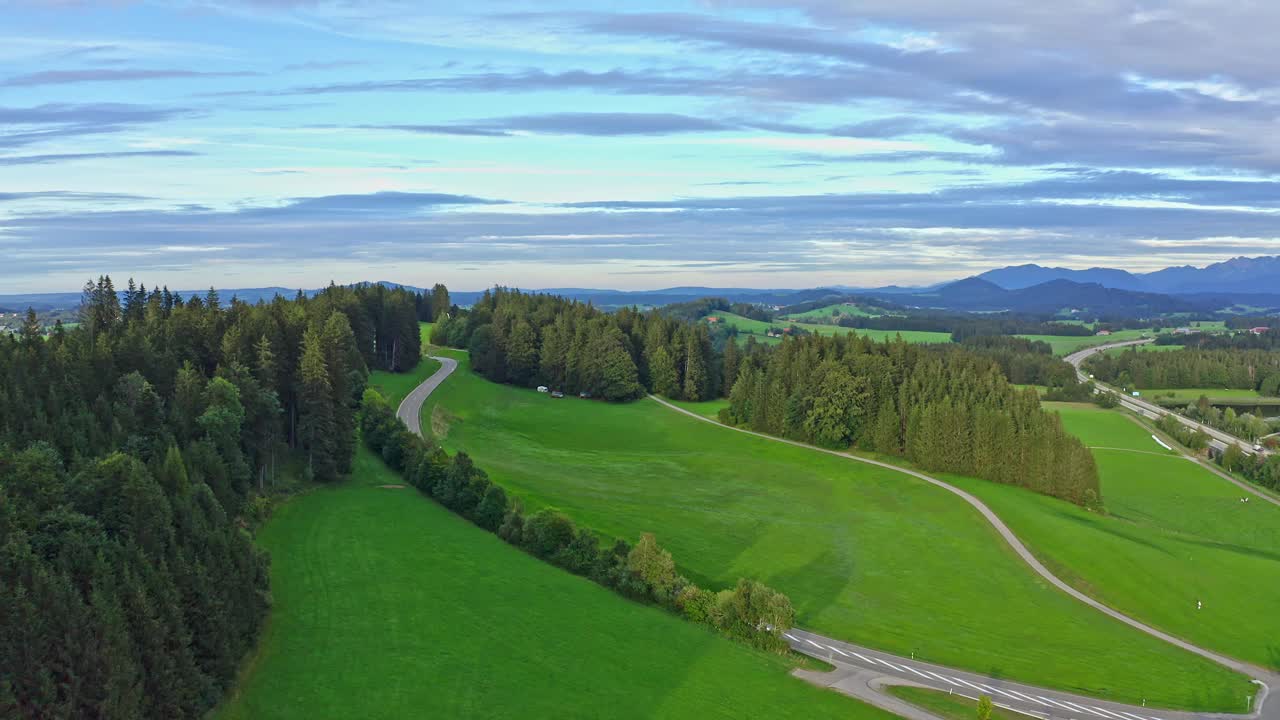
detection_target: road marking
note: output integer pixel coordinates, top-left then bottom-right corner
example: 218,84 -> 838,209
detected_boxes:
850,651 -> 875,664
804,638 -> 824,649
1116,712 -> 1151,720
1002,689 -> 1051,707
871,657 -> 907,672
783,633 -> 797,641
1060,700 -> 1108,717
921,670 -> 960,686
901,664 -> 931,679
824,644 -> 850,657
1036,696 -> 1080,711
978,684 -> 1024,701
1089,706 -> 1130,720
951,677 -> 989,692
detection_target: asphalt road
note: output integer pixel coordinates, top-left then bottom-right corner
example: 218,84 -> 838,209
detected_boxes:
393,356 -> 1278,720
650,395 -> 1279,720
396,355 -> 457,436
1065,340 -> 1266,458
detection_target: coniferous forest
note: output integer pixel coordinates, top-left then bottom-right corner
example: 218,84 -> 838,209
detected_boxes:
434,289 -> 1101,507
0,277 -> 435,718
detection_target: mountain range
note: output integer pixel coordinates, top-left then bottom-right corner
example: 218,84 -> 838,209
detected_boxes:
974,255 -> 1280,295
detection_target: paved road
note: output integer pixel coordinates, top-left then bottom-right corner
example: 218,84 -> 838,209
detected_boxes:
1066,340 -> 1265,458
393,358 -> 1278,719
650,395 -> 1279,720
396,355 -> 457,436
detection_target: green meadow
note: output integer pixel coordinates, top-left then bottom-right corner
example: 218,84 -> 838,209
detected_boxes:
887,686 -> 1030,720
707,311 -> 952,345
1144,388 -> 1264,402
782,302 -> 885,321
215,445 -> 892,720
940,403 -> 1280,680
421,349 -> 1250,710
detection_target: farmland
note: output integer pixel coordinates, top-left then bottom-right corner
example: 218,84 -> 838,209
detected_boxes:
214,443 -> 892,720
1014,329 -> 1152,355
780,302 -> 886,321
941,403 -> 1280,676
706,311 -> 952,345
1144,387 -> 1263,402
420,349 -> 1250,710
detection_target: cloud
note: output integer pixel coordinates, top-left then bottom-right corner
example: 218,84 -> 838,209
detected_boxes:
0,150 -> 200,166
1,68 -> 259,87
0,102 -> 194,150
354,112 -> 734,137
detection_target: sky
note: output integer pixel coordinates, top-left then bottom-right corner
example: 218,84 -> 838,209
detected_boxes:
2,1 -> 1280,293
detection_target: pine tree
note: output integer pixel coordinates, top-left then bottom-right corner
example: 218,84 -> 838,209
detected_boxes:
298,328 -> 338,481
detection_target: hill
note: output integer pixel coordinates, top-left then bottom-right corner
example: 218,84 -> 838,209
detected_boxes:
865,277 -> 1201,315
978,256 -> 1280,295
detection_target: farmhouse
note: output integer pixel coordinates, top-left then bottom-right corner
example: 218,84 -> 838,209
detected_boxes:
1249,326 -> 1270,335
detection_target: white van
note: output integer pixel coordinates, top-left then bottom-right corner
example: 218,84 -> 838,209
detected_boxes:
537,385 -> 549,393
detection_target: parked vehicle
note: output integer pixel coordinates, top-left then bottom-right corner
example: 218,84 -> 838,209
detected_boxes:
579,391 -> 592,399
550,390 -> 564,398
537,385 -> 549,393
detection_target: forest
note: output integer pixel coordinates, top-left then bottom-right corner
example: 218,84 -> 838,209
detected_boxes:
0,277 -> 439,718
1086,347 -> 1280,394
434,289 -> 1101,507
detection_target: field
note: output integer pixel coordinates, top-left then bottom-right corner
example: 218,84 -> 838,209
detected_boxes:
886,686 -> 1029,720
707,312 -> 952,345
367,323 -> 438,405
939,403 -> 1280,679
781,302 -> 885,321
421,350 -> 1251,710
1102,344 -> 1183,355
215,444 -> 895,720
1014,328 -> 1152,355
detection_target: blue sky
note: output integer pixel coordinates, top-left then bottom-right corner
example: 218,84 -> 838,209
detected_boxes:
3,1 -> 1279,292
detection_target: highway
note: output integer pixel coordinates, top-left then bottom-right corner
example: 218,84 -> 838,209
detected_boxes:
1065,340 -> 1266,457
400,354 -> 1278,720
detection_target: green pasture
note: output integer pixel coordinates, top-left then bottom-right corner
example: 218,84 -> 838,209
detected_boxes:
782,302 -> 884,321
419,349 -> 1251,710
1015,329 -> 1152,355
214,444 -> 889,719
887,686 -> 1030,720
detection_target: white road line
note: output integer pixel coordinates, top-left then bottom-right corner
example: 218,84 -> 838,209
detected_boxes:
851,651 -> 875,664
1115,713 -> 1147,720
783,633 -> 797,641
1060,700 -> 1109,717
824,644 -> 850,657
952,677 -> 989,692
805,638 -> 824,649
1037,696 -> 1081,712
922,671 -> 960,686
1001,689 -> 1051,707
901,664 -> 931,679
872,657 -> 907,672
1089,706 -> 1129,720
978,684 -> 1025,701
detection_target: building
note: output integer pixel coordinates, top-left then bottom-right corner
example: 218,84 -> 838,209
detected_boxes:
1095,329 -> 1112,336
1249,327 -> 1270,335
706,316 -> 720,324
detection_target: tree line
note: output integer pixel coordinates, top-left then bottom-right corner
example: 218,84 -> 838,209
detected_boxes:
1086,347 -> 1280,395
358,390 -> 795,651
721,333 -> 1102,507
435,289 -> 1101,508
0,276 -> 434,718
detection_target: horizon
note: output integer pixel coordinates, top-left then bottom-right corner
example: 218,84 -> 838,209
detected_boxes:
4,3 -> 1280,292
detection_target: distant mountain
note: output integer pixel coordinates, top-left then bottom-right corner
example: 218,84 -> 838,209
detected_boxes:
862,277 -> 1201,315
977,264 -> 1146,291
977,255 -> 1279,295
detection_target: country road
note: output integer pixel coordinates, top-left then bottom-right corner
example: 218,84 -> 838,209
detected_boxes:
649,395 -> 1279,720
397,355 -> 457,436
397,353 -> 1277,720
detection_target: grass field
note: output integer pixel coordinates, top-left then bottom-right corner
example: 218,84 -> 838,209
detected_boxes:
886,686 -> 1029,720
1015,329 -> 1152,355
939,403 -> 1280,681
367,323 -> 439,406
707,312 -> 951,345
421,350 -> 1251,710
1102,344 -> 1183,355
781,302 -> 885,321
215,444 -> 895,720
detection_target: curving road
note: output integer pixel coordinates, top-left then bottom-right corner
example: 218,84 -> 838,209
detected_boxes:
394,354 -> 1277,719
396,355 -> 457,436
1066,340 -> 1265,458
649,394 -> 1279,720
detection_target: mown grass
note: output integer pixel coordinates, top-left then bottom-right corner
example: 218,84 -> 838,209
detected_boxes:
1143,388 -> 1263,402
215,444 -> 896,720
1101,344 -> 1183,356
886,686 -> 1031,720
421,349 -> 1251,710
939,403 -> 1280,683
